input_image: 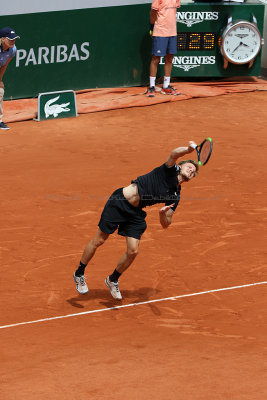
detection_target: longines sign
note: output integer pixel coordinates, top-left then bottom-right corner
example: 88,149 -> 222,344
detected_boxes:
159,56 -> 216,72
176,11 -> 219,27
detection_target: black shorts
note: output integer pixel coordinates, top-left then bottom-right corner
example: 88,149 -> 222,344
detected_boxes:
98,188 -> 147,240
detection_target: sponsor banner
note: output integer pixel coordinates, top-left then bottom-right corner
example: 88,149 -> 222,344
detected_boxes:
159,56 -> 216,72
37,90 -> 77,121
16,43 -> 90,67
1,3 -> 152,99
176,11 -> 219,27
1,0 -> 151,16
0,2 -> 264,100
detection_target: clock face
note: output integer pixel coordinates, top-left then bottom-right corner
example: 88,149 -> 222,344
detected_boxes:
222,21 -> 262,64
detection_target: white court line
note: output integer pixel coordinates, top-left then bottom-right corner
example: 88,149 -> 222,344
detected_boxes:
1,280 -> 267,330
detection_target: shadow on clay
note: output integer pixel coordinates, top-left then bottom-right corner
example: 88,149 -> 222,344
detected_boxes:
66,286 -> 161,315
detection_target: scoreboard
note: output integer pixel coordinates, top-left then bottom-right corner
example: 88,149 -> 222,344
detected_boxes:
158,1 -> 265,77
177,32 -> 216,51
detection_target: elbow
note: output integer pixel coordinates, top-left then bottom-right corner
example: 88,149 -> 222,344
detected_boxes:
170,149 -> 177,159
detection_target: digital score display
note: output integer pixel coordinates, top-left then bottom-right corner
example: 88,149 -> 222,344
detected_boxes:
177,32 -> 215,51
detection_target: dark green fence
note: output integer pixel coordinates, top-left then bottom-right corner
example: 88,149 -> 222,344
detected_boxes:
0,1 -> 264,100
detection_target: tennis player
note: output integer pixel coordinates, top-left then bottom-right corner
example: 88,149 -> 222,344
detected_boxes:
73,141 -> 198,299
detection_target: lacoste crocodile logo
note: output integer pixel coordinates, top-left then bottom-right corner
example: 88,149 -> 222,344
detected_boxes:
44,96 -> 70,118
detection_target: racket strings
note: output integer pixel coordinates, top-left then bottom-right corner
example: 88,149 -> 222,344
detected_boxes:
199,140 -> 212,165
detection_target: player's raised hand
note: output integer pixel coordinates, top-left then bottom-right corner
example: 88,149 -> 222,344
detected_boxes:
188,141 -> 197,153
159,204 -> 175,214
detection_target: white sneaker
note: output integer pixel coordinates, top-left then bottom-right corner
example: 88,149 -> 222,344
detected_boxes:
73,274 -> 89,294
105,277 -> 122,300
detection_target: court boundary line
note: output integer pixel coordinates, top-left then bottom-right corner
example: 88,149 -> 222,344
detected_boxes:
1,280 -> 267,330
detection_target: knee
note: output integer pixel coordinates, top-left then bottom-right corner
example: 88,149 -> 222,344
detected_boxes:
151,56 -> 160,65
165,54 -> 173,63
91,236 -> 107,249
127,247 -> 139,258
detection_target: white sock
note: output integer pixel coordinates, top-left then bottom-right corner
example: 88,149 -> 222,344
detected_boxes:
163,76 -> 170,89
149,76 -> 156,88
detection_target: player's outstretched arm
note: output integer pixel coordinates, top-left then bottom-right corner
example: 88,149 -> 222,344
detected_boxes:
159,204 -> 175,229
165,141 -> 196,167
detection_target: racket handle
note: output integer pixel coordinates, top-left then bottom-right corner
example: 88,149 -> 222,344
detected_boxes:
190,143 -> 197,149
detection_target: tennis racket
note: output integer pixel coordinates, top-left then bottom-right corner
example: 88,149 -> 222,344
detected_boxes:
190,137 -> 213,166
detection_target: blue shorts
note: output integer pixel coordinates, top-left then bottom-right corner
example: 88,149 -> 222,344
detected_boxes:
152,36 -> 177,57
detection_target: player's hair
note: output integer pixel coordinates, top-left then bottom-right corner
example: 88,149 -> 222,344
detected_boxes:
178,159 -> 199,176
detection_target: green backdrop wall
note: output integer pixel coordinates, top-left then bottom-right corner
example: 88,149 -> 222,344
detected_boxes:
1,4 -> 152,99
0,1 -> 264,100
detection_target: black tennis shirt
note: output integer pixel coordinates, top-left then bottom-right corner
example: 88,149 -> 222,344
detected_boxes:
131,163 -> 181,211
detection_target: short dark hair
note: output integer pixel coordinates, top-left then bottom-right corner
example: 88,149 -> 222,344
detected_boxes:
178,159 -> 199,175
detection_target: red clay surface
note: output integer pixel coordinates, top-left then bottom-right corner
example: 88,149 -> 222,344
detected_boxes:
1,91 -> 267,400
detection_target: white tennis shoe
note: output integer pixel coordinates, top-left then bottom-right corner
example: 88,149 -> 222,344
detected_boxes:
105,277 -> 122,300
73,274 -> 89,294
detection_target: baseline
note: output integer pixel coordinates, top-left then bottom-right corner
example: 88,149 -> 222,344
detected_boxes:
1,280 -> 267,330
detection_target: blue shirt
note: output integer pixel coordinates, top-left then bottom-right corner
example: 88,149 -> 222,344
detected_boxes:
0,44 -> 16,67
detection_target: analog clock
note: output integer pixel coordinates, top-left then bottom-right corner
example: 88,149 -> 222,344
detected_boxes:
220,15 -> 264,69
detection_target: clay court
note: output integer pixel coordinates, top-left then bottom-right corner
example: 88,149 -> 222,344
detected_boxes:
1,87 -> 267,399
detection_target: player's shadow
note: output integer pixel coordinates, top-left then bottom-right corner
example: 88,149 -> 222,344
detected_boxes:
67,286 -> 162,316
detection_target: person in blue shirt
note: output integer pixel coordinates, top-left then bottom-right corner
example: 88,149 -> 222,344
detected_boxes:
0,27 -> 20,130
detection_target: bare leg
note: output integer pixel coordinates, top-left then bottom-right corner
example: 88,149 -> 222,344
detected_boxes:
74,228 -> 109,294
116,236 -> 140,275
164,54 -> 174,77
149,55 -> 161,77
81,228 -> 109,265
104,236 -> 140,299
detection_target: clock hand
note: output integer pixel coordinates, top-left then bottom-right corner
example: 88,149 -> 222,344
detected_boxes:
232,42 -> 242,52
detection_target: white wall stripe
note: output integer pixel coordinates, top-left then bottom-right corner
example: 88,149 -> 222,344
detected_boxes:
1,281 -> 267,330
1,0 -> 152,16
